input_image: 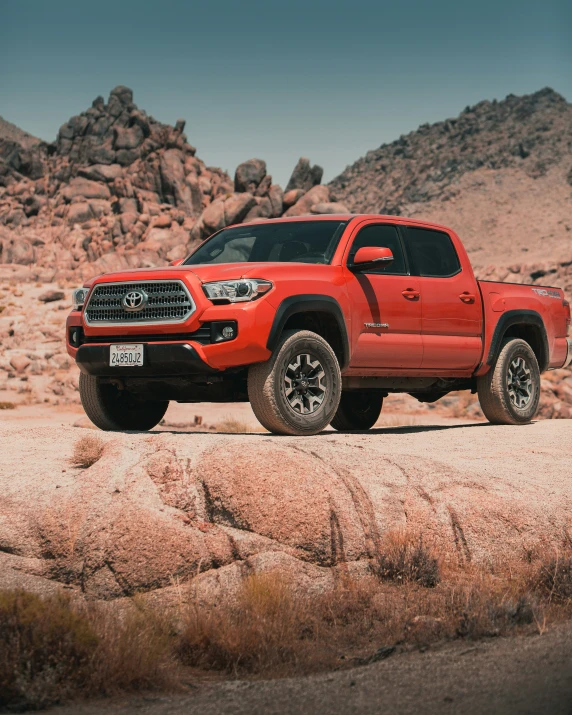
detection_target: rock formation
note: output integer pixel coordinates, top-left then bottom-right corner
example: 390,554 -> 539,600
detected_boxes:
1,421 -> 571,603
0,87 -> 344,280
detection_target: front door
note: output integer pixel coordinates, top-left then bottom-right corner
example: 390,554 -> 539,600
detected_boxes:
343,223 -> 423,369
403,226 -> 483,370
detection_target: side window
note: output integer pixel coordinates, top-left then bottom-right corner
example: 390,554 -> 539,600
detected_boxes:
404,227 -> 461,277
347,225 -> 407,275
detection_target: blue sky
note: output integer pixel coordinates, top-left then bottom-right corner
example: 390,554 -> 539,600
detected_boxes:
1,0 -> 570,186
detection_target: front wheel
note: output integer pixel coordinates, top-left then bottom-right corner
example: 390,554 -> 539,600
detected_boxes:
477,338 -> 540,425
248,330 -> 341,436
79,373 -> 168,431
330,391 -> 384,431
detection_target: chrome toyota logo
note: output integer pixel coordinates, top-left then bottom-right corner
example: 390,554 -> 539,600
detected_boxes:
122,289 -> 148,312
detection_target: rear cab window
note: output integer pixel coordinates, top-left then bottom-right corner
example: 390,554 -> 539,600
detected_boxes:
404,227 -> 461,277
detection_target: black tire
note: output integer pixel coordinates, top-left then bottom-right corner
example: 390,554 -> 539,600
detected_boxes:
248,329 -> 341,436
477,338 -> 540,425
79,373 -> 168,431
330,391 -> 384,431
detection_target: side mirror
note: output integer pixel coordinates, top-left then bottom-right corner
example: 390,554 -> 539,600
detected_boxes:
169,258 -> 184,266
351,246 -> 394,271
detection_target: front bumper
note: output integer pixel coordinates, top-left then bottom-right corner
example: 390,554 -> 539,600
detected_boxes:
66,293 -> 276,372
76,343 -> 219,377
564,338 -> 572,368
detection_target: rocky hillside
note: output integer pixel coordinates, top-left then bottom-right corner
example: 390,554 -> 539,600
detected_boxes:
0,86 -> 343,280
0,116 -> 41,149
330,88 -> 572,289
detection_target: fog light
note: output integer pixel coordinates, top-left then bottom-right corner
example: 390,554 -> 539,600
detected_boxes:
222,326 -> 235,339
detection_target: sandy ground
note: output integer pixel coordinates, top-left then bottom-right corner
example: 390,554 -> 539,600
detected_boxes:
0,398 -> 471,431
50,621 -> 572,715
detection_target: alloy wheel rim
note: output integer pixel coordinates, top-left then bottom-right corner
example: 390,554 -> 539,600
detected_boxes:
507,356 -> 533,409
283,353 -> 327,415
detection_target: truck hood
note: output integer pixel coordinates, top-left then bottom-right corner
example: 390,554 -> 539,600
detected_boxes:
83,262 -> 333,289
185,262 -> 326,283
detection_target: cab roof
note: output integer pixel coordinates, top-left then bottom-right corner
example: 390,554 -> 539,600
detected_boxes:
238,213 -> 455,234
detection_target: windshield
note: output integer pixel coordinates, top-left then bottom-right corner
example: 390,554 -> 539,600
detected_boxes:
184,220 -> 348,265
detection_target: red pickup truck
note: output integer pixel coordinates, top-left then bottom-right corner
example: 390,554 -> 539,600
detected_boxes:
66,215 -> 572,435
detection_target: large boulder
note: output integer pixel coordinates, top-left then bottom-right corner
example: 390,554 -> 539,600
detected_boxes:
224,192 -> 256,225
78,164 -> 123,183
285,157 -> 323,192
61,177 -> 111,202
2,421 -> 572,603
234,158 -> 267,193
310,201 -> 350,214
67,202 -> 93,225
0,236 -> 35,264
114,125 -> 144,151
283,188 -> 305,208
283,184 -> 330,217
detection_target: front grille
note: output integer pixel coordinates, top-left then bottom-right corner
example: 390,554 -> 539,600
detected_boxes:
83,326 -> 212,345
84,281 -> 195,325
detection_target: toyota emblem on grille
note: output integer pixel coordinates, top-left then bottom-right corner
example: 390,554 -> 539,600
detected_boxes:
122,290 -> 148,312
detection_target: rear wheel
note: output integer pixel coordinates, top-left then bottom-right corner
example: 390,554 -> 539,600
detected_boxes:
330,391 -> 384,431
248,329 -> 341,436
79,373 -> 168,431
477,338 -> 540,425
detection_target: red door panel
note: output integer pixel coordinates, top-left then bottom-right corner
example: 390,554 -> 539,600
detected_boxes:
345,274 -> 423,368
418,272 -> 483,369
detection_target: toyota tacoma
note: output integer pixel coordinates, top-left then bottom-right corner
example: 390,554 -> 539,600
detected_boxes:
66,215 -> 572,435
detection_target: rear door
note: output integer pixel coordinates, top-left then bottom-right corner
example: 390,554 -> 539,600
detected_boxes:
402,226 -> 482,370
343,222 -> 423,369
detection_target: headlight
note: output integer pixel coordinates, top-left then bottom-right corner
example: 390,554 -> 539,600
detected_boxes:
202,279 -> 273,303
72,287 -> 89,311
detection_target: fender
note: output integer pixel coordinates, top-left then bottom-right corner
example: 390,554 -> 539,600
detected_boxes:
486,309 -> 549,371
267,294 -> 351,370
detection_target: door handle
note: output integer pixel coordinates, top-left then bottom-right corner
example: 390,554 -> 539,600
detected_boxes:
402,289 -> 420,300
459,292 -> 476,304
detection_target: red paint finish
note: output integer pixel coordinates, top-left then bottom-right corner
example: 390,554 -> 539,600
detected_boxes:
66,214 -> 570,380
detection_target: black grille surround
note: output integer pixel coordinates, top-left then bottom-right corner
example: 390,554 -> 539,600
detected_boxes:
83,326 -> 212,345
84,280 -> 195,326
77,321 -> 237,347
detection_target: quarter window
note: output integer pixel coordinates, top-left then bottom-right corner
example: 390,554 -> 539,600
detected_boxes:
405,227 -> 461,277
348,225 -> 407,275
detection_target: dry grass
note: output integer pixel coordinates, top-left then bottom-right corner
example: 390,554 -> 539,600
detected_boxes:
375,533 -> 440,587
178,573 -> 313,674
534,551 -> 572,603
213,417 -> 252,433
0,591 -> 177,711
0,401 -> 15,410
3,543 -> 572,708
71,435 -> 105,468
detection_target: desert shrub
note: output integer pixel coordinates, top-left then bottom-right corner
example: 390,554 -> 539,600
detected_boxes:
0,591 -> 177,710
0,401 -> 15,410
87,599 -> 177,694
535,553 -> 572,603
0,590 -> 98,711
71,435 -> 105,468
376,534 -> 440,587
178,573 -> 312,673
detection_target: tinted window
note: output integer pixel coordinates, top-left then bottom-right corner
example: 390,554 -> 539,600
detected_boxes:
185,221 -> 347,265
405,227 -> 461,277
348,224 -> 407,274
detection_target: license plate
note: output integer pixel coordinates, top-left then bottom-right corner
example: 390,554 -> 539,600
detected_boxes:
110,344 -> 144,367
